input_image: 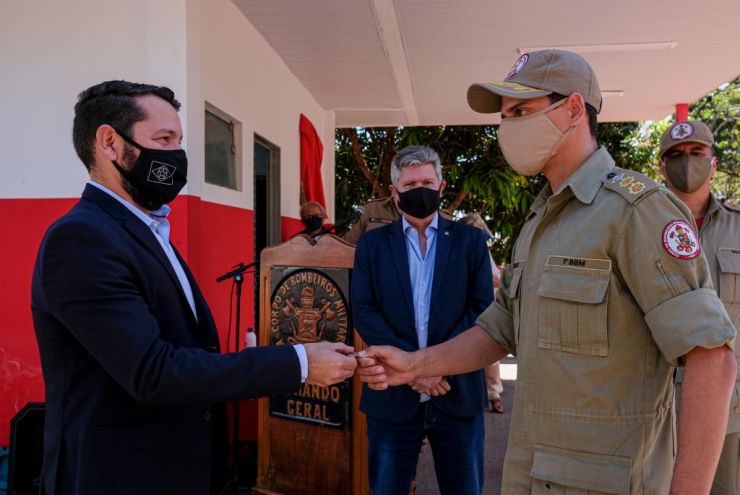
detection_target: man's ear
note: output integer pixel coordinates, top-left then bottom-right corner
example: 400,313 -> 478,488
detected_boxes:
566,93 -> 586,126
439,180 -> 447,195
95,124 -> 120,162
658,160 -> 667,180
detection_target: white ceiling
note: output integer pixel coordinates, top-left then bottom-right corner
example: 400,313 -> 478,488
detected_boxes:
233,0 -> 740,127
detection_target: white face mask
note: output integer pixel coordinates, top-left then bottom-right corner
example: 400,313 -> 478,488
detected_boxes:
497,99 -> 574,176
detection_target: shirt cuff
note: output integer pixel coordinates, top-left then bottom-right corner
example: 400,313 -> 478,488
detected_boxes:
293,344 -> 309,383
645,287 -> 736,366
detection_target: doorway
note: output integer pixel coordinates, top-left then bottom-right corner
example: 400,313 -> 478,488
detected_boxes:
253,135 -> 281,330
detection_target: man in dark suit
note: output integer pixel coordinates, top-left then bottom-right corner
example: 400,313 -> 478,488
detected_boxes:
31,80 -> 357,495
351,145 -> 493,495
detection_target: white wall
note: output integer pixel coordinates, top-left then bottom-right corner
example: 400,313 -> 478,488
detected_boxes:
188,0 -> 335,220
0,0 -> 188,198
0,0 -> 336,220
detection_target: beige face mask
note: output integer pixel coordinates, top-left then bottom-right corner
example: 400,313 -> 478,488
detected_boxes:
497,99 -> 574,176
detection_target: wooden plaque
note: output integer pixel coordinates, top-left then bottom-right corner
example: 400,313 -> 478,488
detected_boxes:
255,234 -> 370,495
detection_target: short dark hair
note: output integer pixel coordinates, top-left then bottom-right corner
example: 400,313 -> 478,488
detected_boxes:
549,93 -> 598,139
72,80 -> 181,171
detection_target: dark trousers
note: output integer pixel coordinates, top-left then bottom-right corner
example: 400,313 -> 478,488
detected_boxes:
366,401 -> 484,495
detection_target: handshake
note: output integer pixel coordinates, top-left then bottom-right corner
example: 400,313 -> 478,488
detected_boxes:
304,343 -> 450,396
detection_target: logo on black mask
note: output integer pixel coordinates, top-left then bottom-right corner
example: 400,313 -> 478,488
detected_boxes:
148,161 -> 176,185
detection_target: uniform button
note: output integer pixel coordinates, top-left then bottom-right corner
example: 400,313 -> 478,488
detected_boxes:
202,409 -> 212,422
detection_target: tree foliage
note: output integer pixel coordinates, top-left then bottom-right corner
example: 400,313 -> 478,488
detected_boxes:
335,78 -> 738,262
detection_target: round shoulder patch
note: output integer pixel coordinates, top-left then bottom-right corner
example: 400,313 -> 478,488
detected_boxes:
671,122 -> 694,141
662,220 -> 700,260
506,54 -> 529,79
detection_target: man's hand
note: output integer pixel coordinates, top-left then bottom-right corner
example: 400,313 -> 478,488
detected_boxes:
411,376 -> 451,396
304,342 -> 357,387
356,345 -> 420,390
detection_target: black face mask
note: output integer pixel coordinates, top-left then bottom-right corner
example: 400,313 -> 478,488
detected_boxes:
397,186 -> 441,219
303,215 -> 323,232
111,128 -> 188,210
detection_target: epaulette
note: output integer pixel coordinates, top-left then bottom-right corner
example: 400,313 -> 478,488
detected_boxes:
723,200 -> 740,213
602,168 -> 660,204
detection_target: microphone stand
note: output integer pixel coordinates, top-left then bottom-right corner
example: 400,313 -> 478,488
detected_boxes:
216,261 -> 257,494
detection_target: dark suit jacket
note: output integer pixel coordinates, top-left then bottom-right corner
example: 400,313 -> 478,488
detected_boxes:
351,216 -> 493,422
31,185 -> 301,495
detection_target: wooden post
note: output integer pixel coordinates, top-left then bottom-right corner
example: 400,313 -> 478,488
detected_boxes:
254,234 -> 369,495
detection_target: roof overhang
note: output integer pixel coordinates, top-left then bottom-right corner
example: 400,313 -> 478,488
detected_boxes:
233,0 -> 740,127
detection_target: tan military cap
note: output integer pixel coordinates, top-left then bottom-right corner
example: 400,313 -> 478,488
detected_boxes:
659,121 -> 714,156
467,49 -> 602,114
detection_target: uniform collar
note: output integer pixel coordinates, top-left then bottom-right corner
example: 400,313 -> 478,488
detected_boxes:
557,146 -> 615,205
528,146 -> 615,216
706,193 -> 722,218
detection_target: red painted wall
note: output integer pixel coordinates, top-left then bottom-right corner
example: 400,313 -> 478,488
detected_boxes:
1,194 -> 302,445
0,198 -> 78,445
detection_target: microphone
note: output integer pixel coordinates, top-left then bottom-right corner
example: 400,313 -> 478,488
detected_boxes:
215,261 -> 259,283
346,206 -> 365,226
312,206 -> 364,237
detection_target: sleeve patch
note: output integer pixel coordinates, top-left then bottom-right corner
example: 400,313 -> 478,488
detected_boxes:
662,220 -> 700,260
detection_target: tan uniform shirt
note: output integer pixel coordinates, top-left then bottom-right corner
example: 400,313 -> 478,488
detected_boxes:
343,197 -> 400,245
676,195 -> 740,433
476,147 -> 735,494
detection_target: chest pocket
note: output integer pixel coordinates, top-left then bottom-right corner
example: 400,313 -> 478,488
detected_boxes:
718,248 -> 740,305
536,257 -> 611,356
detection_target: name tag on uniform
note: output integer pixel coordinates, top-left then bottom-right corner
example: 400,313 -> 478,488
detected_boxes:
719,248 -> 740,256
369,217 -> 393,224
546,255 -> 612,271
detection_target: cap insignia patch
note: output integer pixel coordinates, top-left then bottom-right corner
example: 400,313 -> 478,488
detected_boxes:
506,53 -> 529,79
662,220 -> 700,260
671,122 -> 694,141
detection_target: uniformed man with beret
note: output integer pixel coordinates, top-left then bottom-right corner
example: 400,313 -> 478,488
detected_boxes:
357,49 -> 737,494
659,120 -> 740,494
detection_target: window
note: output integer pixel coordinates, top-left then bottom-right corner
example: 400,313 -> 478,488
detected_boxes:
205,103 -> 241,190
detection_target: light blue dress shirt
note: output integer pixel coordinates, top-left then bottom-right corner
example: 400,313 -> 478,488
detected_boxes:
88,181 -> 309,382
402,213 -> 439,402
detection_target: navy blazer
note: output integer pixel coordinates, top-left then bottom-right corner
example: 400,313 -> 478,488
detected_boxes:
31,185 -> 301,495
351,216 -> 494,422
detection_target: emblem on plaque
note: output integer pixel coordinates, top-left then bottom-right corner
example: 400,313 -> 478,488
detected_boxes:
271,270 -> 349,345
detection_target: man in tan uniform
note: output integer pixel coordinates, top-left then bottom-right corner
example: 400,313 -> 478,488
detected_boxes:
659,121 -> 740,494
357,50 -> 737,494
344,197 -> 400,244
